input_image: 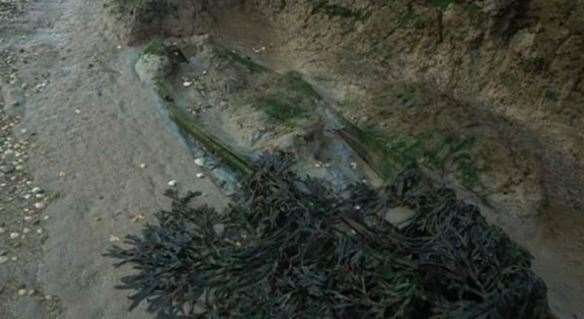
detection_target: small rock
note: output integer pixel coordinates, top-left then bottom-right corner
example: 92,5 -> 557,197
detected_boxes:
194,158 -> 205,167
196,173 -> 205,179
109,235 -> 120,242
11,256 -> 17,261
24,216 -> 32,222
17,289 -> 27,296
36,228 -> 43,234
22,228 -> 30,234
350,162 -> 358,169
183,81 -> 193,87
139,163 -> 146,169
9,232 -> 19,239
34,202 -> 44,209
31,187 -> 42,193
167,180 -> 177,187
74,109 -> 81,114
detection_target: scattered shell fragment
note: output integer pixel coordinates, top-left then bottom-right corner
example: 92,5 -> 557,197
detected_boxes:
194,158 -> 205,167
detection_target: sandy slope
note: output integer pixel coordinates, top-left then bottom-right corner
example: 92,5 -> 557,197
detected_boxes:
1,0 -> 226,318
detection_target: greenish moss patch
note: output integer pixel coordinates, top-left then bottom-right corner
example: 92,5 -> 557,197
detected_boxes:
341,125 -> 486,187
253,72 -> 321,124
143,39 -> 167,56
429,0 -> 455,10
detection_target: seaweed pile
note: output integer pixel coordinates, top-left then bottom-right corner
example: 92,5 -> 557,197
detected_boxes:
106,154 -> 550,318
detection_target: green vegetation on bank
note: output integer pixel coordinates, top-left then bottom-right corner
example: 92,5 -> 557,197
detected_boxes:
339,124 -> 485,188
310,0 -> 369,20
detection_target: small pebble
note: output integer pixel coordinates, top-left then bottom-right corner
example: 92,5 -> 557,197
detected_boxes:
194,158 -> 205,167
167,180 -> 177,187
17,289 -> 27,296
22,228 -> 30,234
196,173 -> 205,179
34,202 -> 45,209
109,235 -> 120,242
9,232 -> 19,239
11,256 -> 17,261
183,81 -> 193,87
36,228 -> 43,234
74,109 -> 81,114
43,215 -> 50,221
139,163 -> 146,169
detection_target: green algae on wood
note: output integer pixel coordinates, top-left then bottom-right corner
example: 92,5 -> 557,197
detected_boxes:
152,78 -> 253,177
167,103 -> 253,177
215,47 -> 268,73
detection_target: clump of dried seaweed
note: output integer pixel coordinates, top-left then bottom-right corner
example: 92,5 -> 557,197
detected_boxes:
106,153 -> 550,318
